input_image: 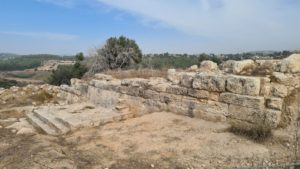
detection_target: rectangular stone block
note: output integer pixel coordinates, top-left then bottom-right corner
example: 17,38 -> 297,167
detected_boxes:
87,86 -> 120,108
192,73 -> 226,92
167,69 -> 181,84
143,90 -> 161,100
160,93 -> 183,103
270,83 -> 288,98
220,93 -> 264,109
209,92 -> 220,101
228,105 -> 281,129
228,104 -> 264,124
188,89 -> 209,99
166,85 -> 188,95
226,75 -> 261,96
266,97 -> 283,110
264,109 -> 282,128
148,83 -> 170,93
193,100 -> 228,122
180,72 -> 196,88
260,77 -> 271,96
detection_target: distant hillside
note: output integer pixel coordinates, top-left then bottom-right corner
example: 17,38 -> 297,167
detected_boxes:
0,53 -> 19,59
0,54 -> 75,71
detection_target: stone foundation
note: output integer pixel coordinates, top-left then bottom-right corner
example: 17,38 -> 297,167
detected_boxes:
64,55 -> 300,132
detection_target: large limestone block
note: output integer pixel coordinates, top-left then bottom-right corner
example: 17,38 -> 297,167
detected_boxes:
148,78 -> 170,92
70,78 -> 83,86
167,69 -> 181,84
199,60 -> 219,72
192,73 -> 226,92
228,105 -> 281,129
74,84 -> 88,96
264,109 -> 282,128
271,72 -> 300,87
121,78 -> 149,88
233,60 -> 256,75
188,89 -> 209,99
281,54 -> 300,73
144,99 -> 168,113
180,72 -> 196,88
166,85 -> 188,95
160,93 -> 183,103
219,60 -> 235,73
188,65 -> 198,72
87,86 -> 120,108
143,90 -> 161,100
94,74 -> 114,81
260,77 -> 271,96
220,93 -> 265,109
255,60 -> 281,74
221,60 -> 256,75
167,99 -> 228,122
193,100 -> 228,122
270,83 -> 288,98
226,75 -> 261,96
91,79 -> 121,91
266,97 -> 283,110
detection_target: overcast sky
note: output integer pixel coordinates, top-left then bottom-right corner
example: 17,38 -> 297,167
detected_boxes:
0,0 -> 299,55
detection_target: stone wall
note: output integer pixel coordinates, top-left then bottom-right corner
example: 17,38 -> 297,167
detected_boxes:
65,54 -> 300,132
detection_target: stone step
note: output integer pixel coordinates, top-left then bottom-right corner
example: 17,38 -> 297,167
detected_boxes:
26,113 -> 58,135
33,110 -> 71,134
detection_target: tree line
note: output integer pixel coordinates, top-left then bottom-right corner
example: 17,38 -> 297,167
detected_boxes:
0,54 -> 75,71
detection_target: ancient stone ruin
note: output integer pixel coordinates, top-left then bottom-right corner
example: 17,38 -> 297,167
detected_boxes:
3,54 -> 300,136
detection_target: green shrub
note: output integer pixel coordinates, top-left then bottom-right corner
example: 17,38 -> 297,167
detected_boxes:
0,79 -> 21,88
48,64 -> 87,86
48,54 -> 87,86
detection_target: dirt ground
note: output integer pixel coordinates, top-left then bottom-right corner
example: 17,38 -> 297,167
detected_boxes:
0,111 -> 297,169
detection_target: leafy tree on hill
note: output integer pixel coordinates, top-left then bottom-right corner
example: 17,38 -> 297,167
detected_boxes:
87,36 -> 142,75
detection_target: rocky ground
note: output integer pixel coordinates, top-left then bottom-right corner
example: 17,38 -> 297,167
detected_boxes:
0,101 -> 298,169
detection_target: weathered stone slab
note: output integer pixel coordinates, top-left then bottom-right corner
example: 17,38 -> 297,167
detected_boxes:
226,75 -> 260,96
192,73 -> 226,92
90,79 -> 121,91
167,69 -> 181,84
199,60 -> 219,72
193,100 -> 228,122
270,83 -> 288,98
228,105 -> 281,129
260,77 -> 271,96
166,85 -> 188,95
220,93 -> 264,109
121,78 -> 149,88
180,72 -> 196,88
87,86 -> 120,108
94,74 -> 114,80
233,60 -> 256,75
221,59 -> 256,75
148,78 -> 170,92
281,54 -> 300,73
266,97 -> 283,110
271,72 -> 300,87
187,89 -> 209,99
142,90 -> 161,100
264,109 -> 282,128
159,93 -> 183,103
209,92 -> 220,101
